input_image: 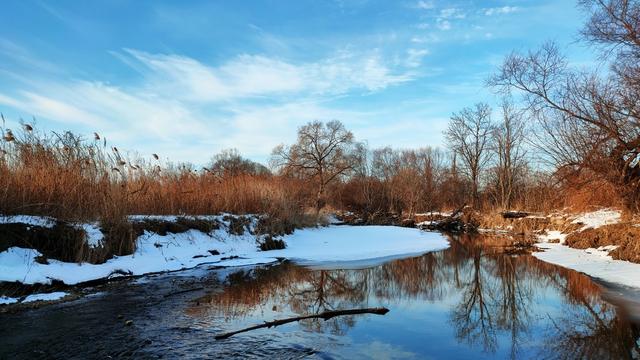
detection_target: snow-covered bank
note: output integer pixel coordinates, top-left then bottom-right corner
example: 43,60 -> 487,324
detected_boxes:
22,291 -> 69,303
534,243 -> 640,288
0,291 -> 69,306
533,209 -> 640,289
571,209 -> 621,231
265,225 -> 449,267
0,220 -> 449,287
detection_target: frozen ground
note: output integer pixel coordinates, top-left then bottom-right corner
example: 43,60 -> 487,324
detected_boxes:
534,209 -> 640,289
534,243 -> 640,288
571,209 -> 621,231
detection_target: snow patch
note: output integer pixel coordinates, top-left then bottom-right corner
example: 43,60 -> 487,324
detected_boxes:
538,230 -> 567,244
325,214 -> 343,224
78,223 -> 104,248
571,209 -> 621,231
265,225 -> 448,265
0,296 -> 18,305
22,291 -> 69,303
0,215 -> 56,228
534,243 -> 640,289
414,212 -> 452,217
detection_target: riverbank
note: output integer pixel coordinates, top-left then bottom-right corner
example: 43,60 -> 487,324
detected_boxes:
337,208 -> 640,290
2,207 -> 640,308
441,208 -> 640,290
0,215 -> 449,306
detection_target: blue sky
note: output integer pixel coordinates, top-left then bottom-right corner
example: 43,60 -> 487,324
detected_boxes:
0,0 -> 593,164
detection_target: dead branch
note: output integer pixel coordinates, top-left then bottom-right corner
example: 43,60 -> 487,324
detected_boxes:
214,307 -> 390,340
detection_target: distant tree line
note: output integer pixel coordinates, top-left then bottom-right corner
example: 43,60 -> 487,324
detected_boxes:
269,0 -> 639,215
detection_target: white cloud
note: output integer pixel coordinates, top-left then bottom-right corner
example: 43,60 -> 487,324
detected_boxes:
436,20 -> 451,31
406,49 -> 430,68
439,8 -> 465,19
411,34 -> 440,43
0,91 -> 105,127
220,102 -> 369,159
484,6 -> 519,16
414,0 -> 434,10
122,49 -> 412,101
433,8 -> 465,31
0,48 -> 421,164
0,33 -> 442,165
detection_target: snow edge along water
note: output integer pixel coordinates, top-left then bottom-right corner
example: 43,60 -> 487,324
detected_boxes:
0,216 -> 450,304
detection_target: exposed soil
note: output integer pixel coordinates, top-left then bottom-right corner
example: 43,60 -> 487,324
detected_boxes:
0,222 -> 92,263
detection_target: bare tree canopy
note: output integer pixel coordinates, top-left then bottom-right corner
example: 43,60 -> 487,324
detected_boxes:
489,99 -> 529,209
209,148 -> 270,178
488,0 -> 640,211
445,103 -> 494,206
271,120 -> 361,211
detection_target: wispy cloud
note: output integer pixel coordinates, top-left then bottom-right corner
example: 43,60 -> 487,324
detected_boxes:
434,8 -> 465,31
0,48 -> 420,163
406,48 -> 429,68
121,49 -> 414,101
484,6 -> 519,16
436,20 -> 451,31
439,8 -> 465,20
413,1 -> 434,10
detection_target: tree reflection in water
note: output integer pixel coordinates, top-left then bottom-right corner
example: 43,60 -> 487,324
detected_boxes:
188,233 -> 639,359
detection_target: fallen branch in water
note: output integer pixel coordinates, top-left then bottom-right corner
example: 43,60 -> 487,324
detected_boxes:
214,307 -> 390,340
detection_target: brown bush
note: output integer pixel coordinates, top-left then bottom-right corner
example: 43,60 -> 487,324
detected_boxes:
559,171 -> 625,212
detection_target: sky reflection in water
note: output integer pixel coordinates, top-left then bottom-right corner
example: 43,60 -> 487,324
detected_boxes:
188,233 -> 640,359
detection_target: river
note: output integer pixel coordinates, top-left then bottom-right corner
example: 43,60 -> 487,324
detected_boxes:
1,232 -> 638,359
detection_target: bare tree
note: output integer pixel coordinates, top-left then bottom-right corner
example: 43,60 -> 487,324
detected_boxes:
445,103 -> 494,206
271,120 -> 360,212
488,0 -> 640,210
490,99 -> 529,209
209,148 -> 270,178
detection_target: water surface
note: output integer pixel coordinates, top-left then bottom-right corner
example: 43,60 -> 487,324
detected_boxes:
1,233 -> 639,359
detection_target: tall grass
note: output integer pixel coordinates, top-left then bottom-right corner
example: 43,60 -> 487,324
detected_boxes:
0,123 -> 308,226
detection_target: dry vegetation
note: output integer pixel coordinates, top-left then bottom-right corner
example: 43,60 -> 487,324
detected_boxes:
0,123 -> 310,224
0,123 -> 319,263
566,223 -> 640,263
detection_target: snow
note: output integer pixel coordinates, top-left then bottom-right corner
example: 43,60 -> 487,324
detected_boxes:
416,220 -> 436,226
325,214 -> 343,224
264,225 -> 449,266
532,209 -> 640,289
571,209 -> 621,231
0,223 -> 449,286
22,291 -> 68,303
0,292 -> 69,306
78,223 -> 104,248
0,229 -> 275,285
414,212 -> 452,217
0,215 -> 55,228
0,296 -> 18,305
534,243 -> 640,289
537,230 -> 567,244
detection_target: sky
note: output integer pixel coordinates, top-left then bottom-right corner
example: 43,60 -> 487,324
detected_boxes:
0,0 -> 594,165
